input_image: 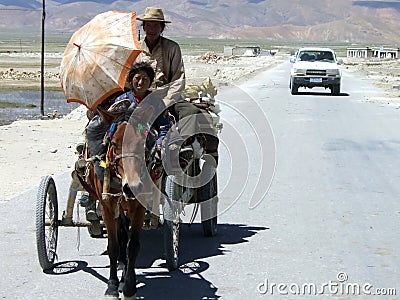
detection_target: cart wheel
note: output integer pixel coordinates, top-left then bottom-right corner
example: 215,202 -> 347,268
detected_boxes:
163,175 -> 181,271
200,175 -> 218,237
36,176 -> 59,270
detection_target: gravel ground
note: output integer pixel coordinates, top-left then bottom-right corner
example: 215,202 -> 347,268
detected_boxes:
342,57 -> 400,102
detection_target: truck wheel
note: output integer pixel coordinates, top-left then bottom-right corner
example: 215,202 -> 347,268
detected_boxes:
331,84 -> 340,95
291,83 -> 299,95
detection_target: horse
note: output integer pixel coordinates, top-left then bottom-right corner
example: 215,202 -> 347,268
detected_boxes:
85,104 -> 154,299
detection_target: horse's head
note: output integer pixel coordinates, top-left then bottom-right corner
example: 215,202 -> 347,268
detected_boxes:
107,107 -> 154,200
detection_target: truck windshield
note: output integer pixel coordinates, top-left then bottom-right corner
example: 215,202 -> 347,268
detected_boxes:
298,51 -> 334,62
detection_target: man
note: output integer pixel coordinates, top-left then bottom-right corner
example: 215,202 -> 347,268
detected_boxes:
136,7 -> 184,89
135,7 -> 219,166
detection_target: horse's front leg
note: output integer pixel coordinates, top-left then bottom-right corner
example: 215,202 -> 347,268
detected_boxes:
101,200 -> 120,299
122,201 -> 146,299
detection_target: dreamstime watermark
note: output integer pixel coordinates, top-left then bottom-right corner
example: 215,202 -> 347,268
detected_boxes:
257,272 -> 397,296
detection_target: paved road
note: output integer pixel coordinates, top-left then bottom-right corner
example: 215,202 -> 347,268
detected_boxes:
1,62 -> 399,299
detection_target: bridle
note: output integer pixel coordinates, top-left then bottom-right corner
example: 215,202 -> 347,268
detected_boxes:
113,152 -> 144,162
112,151 -> 145,179
106,120 -> 151,181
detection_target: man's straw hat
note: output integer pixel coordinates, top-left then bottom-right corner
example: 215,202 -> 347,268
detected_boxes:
137,7 -> 171,23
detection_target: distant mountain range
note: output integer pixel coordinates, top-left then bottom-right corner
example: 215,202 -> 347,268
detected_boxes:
1,0 -> 400,44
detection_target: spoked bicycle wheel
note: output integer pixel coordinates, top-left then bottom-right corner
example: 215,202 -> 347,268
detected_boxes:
163,175 -> 181,271
36,175 -> 59,270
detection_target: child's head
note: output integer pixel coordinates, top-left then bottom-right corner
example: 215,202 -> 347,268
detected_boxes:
128,62 -> 155,95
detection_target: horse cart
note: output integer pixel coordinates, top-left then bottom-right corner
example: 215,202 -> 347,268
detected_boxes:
37,10 -> 223,298
35,92 -> 222,273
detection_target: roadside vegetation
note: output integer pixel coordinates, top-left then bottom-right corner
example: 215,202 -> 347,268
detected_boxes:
0,101 -> 36,109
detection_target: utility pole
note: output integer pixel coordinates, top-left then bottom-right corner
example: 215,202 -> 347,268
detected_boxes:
40,0 -> 46,116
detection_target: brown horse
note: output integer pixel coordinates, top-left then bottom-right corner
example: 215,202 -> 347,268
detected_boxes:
86,106 -> 154,299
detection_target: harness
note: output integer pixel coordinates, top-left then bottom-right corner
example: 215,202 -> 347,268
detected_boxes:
77,103 -> 161,204
101,120 -> 153,201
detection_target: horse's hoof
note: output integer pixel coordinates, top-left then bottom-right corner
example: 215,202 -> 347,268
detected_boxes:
104,290 -> 118,299
122,293 -> 136,300
105,280 -> 119,299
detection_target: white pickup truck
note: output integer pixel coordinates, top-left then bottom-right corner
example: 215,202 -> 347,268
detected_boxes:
289,47 -> 342,95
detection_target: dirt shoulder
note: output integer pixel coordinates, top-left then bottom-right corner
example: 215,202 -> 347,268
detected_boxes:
342,57 -> 400,104
184,52 -> 287,84
0,51 -> 287,91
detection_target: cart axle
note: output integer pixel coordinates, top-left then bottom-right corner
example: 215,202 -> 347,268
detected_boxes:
44,220 -> 105,227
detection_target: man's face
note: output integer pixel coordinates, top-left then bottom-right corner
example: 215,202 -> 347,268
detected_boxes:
143,21 -> 162,43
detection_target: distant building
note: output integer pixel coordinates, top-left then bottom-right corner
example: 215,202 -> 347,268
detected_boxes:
223,45 -> 261,56
223,46 -> 235,56
347,46 -> 399,59
347,47 -> 372,58
372,47 -> 399,59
